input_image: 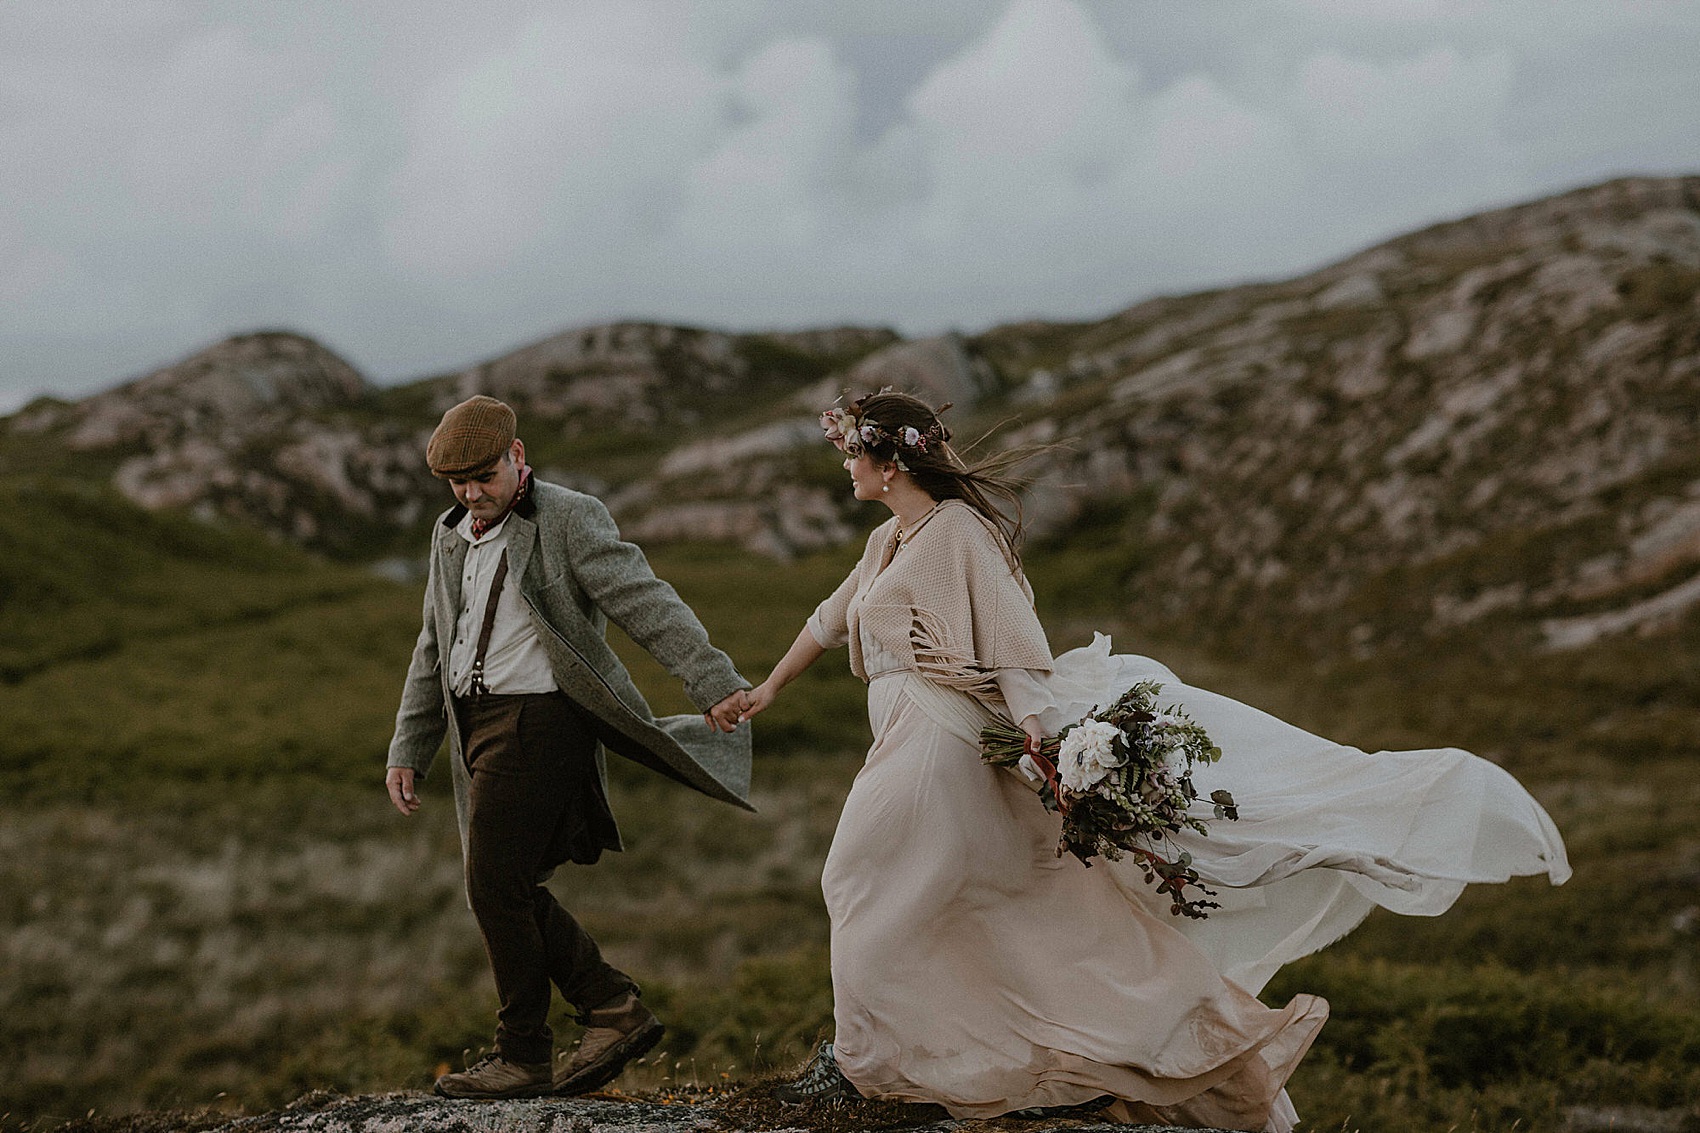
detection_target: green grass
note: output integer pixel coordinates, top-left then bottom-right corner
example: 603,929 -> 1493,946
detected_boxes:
3,487 -> 1700,1131
0,761 -> 851,1121
1266,956 -> 1700,1130
617,540 -> 869,750
0,489 -> 874,807
0,479 -> 348,673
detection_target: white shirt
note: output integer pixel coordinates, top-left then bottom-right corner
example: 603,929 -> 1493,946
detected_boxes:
446,512 -> 559,696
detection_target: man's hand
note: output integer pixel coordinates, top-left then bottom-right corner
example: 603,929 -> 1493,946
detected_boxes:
386,766 -> 421,815
704,689 -> 749,733
738,680 -> 777,723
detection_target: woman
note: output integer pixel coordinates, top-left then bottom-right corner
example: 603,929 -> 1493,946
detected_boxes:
738,392 -> 1569,1131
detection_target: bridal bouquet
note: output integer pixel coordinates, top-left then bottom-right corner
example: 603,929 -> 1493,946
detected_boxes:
981,680 -> 1239,919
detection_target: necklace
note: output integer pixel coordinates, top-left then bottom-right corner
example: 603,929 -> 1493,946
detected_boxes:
893,502 -> 941,550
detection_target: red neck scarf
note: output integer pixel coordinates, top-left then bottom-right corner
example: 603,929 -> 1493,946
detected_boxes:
469,464 -> 532,540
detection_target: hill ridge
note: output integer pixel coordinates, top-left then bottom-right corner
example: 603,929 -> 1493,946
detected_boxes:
2,174 -> 1697,655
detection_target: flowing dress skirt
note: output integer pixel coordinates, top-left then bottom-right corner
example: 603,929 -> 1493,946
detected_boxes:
825,670 -> 1325,1130
822,639 -> 1569,1131
1040,637 -> 1572,997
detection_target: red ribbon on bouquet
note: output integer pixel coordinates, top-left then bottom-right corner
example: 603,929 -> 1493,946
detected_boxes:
1023,734 -> 1067,814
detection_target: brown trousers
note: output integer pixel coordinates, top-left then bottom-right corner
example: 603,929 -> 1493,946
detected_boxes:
456,690 -> 634,1064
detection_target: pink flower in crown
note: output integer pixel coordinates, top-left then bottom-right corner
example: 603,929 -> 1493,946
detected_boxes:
820,409 -> 856,449
858,424 -> 877,444
902,427 -> 921,447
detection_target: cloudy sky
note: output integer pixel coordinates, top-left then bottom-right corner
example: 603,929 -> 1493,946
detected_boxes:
3,0 -> 1698,411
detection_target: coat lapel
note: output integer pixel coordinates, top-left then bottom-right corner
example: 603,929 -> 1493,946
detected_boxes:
504,512 -> 540,600
435,524 -> 468,646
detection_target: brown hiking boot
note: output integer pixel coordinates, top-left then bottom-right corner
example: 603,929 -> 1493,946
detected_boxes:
553,990 -> 664,1095
433,1053 -> 553,1099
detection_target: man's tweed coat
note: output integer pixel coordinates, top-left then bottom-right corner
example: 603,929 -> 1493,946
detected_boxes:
387,480 -> 753,870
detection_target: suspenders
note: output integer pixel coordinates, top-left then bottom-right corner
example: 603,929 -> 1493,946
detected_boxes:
466,551 -> 509,696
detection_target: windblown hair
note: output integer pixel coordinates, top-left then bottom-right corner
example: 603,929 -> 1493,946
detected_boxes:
843,390 -> 1040,561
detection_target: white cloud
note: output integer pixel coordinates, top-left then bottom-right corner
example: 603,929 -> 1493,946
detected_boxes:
0,242 -> 76,309
1283,0 -> 1446,23
1,0 -> 1698,411
385,2 -> 725,288
905,0 -> 1138,225
0,9 -> 363,349
909,0 -> 1136,165
1296,47 -> 1514,163
1142,75 -> 1289,183
674,39 -> 860,252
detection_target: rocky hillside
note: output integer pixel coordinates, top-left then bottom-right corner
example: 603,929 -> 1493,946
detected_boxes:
3,176 -> 1697,654
4,331 -> 433,556
619,175 -> 1700,658
0,324 -> 904,558
990,175 -> 1700,657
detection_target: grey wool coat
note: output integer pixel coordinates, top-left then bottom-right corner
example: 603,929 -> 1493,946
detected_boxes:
387,480 -> 754,868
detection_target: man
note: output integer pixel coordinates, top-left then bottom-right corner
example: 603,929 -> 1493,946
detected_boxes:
385,394 -> 752,1100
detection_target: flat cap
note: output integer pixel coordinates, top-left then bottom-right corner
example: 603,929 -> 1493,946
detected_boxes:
427,395 -> 517,478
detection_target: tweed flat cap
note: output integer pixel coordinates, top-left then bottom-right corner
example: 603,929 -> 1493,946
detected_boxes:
427,395 -> 517,478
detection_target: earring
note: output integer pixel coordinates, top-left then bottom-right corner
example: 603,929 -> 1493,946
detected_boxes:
882,484 -> 890,493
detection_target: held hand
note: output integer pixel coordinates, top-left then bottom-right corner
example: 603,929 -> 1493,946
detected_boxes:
738,681 -> 778,723
705,689 -> 749,733
385,766 -> 421,816
1015,715 -> 1061,799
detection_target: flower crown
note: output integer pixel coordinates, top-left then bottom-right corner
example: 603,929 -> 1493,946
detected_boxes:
820,401 -> 949,471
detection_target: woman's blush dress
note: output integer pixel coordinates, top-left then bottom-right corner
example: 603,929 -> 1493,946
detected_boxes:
806,503 -> 1567,1132
825,661 -> 1328,1131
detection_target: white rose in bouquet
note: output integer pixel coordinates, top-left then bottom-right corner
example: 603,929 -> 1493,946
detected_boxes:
978,677 -> 1239,918
1058,719 -> 1125,792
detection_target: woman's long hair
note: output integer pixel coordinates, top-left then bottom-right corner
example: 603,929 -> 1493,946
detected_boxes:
843,390 -> 1039,562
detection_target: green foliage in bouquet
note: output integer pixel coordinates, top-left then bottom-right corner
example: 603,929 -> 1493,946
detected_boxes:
982,680 -> 1237,918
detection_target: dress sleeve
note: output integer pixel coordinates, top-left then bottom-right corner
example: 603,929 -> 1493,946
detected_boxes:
956,511 -> 1053,674
807,560 -> 859,649
994,668 -> 1056,725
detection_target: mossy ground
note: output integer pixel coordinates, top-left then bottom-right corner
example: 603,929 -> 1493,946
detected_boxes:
2,488 -> 1697,1133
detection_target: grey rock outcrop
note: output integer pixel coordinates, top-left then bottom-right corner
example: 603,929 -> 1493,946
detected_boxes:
21,331 -> 432,556
975,175 -> 1700,654
66,330 -> 368,452
5,176 -> 1697,655
842,333 -> 996,409
172,1091 -> 1220,1133
2,323 -> 895,559
449,322 -> 899,433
